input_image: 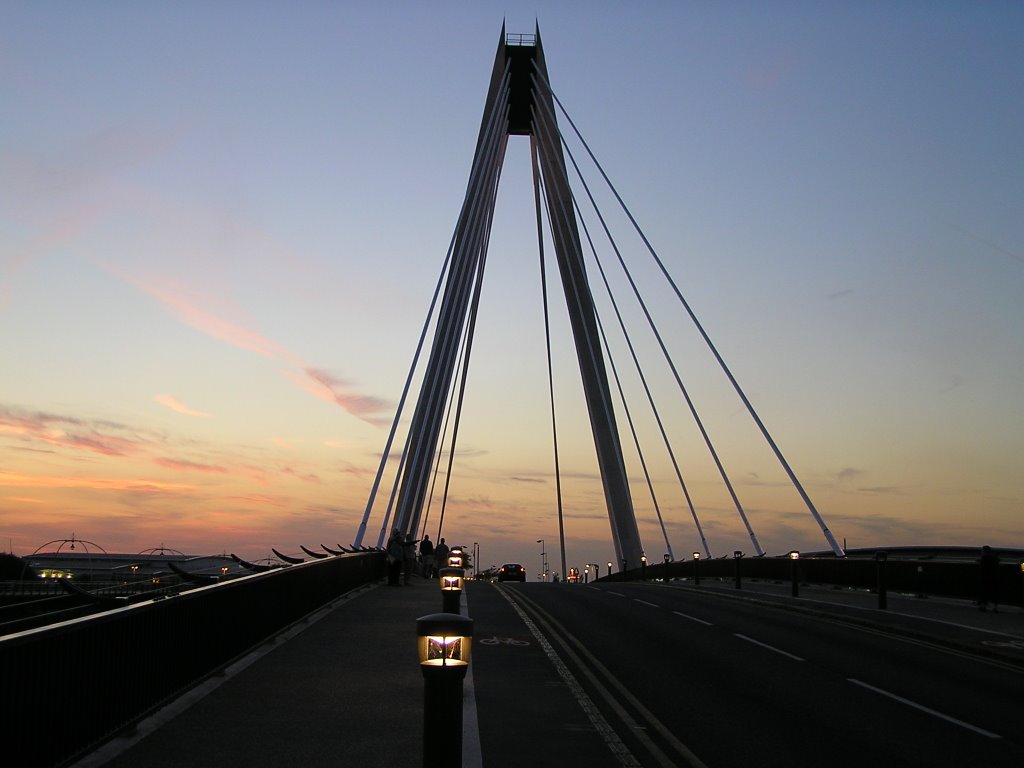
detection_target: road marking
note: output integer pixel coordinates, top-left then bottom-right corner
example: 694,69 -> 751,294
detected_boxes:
847,679 -> 1000,739
734,633 -> 805,661
507,588 -> 709,768
672,611 -> 712,626
496,588 -> 642,766
608,591 -> 625,597
634,599 -> 659,608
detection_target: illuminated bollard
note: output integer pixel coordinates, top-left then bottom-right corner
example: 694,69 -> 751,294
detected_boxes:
418,613 -> 473,768
640,554 -> 647,581
789,550 -> 800,597
438,567 -> 464,614
692,552 -> 701,585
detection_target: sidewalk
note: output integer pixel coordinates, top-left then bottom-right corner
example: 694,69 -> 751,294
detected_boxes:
81,577 -> 448,768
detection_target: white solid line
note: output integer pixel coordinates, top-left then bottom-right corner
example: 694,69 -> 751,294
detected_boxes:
608,591 -> 625,597
672,611 -> 712,626
734,633 -> 805,661
634,599 -> 660,608
848,679 -> 1000,739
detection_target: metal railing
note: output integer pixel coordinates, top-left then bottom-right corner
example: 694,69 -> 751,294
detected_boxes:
0,551 -> 384,768
506,33 -> 536,47
607,553 -> 1024,606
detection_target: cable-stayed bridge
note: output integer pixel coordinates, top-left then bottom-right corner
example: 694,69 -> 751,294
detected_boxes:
3,27 -> 1023,768
353,26 -> 843,575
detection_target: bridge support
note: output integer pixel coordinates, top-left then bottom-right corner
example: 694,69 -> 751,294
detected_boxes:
392,25 -> 644,569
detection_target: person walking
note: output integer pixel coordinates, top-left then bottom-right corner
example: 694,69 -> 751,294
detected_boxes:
385,529 -> 404,586
402,533 -> 417,585
434,537 -> 449,572
419,534 -> 435,579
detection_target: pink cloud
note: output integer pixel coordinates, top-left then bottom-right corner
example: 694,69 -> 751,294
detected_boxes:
0,470 -> 193,493
0,406 -> 148,457
154,457 -> 229,474
111,272 -> 390,424
154,394 -> 212,418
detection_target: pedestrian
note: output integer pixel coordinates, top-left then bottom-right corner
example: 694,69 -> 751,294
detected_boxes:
403,533 -> 417,585
386,529 -> 404,586
434,537 -> 449,572
978,545 -> 1000,612
419,534 -> 435,579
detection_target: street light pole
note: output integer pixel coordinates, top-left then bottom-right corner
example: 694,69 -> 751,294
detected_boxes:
536,539 -> 546,582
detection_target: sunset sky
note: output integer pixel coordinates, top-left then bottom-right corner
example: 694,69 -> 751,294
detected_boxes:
3,2 -> 1022,574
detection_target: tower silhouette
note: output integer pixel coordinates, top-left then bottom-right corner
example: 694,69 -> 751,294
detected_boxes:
391,26 -> 644,570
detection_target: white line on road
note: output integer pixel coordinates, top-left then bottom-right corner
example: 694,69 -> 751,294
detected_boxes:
608,591 -> 625,597
734,633 -> 805,661
672,611 -> 712,626
847,679 -> 1000,739
634,599 -> 660,608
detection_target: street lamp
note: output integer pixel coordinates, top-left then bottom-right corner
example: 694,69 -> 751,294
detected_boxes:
641,554 -> 647,581
733,550 -> 743,589
692,551 -> 701,585
417,612 -> 473,768
607,561 -> 612,578
663,553 -> 670,582
536,539 -> 546,581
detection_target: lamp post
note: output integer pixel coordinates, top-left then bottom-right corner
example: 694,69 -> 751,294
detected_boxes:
472,543 -> 479,579
692,552 -> 701,585
417,613 -> 473,768
640,554 -> 647,581
606,561 -> 612,579
536,539 -> 546,581
733,550 -> 743,589
663,553 -> 671,582
789,550 -> 800,597
875,551 -> 888,610
438,567 -> 464,614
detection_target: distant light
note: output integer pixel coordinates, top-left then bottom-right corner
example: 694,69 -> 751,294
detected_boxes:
692,552 -> 701,561
789,551 -> 800,560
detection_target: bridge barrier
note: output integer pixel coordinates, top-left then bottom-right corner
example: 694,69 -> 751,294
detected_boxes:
0,550 -> 385,768
610,555 -> 1023,606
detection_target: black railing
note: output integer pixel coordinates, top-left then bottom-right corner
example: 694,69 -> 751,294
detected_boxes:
606,554 -> 1024,605
0,551 -> 384,768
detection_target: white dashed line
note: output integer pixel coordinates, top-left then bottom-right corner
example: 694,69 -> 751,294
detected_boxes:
848,679 -> 1000,739
734,633 -> 805,661
672,611 -> 712,626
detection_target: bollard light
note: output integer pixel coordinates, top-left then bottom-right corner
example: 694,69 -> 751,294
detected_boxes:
438,566 -> 464,614
418,612 -> 473,768
417,612 -> 473,668
693,551 -> 701,585
448,547 -> 464,568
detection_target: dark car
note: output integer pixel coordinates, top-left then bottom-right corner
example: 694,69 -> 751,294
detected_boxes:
497,563 -> 527,582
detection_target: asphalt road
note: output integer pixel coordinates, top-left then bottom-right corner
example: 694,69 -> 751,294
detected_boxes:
468,581 -> 1024,767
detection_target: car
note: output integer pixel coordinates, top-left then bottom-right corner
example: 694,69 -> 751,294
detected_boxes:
497,563 -> 527,582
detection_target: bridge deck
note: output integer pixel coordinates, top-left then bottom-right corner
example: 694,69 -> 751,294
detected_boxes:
76,576 -> 1022,768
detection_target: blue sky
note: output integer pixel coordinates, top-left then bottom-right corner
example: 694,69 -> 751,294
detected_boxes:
2,2 -> 1022,572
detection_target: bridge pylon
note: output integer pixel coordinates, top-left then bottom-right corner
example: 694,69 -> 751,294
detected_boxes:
391,25 -> 644,570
